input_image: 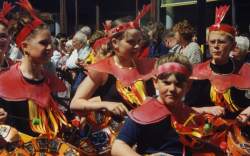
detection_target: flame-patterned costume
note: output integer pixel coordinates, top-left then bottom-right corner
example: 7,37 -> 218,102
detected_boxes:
0,64 -> 68,139
183,5 -> 250,156
76,4 -> 157,155
0,0 -> 69,141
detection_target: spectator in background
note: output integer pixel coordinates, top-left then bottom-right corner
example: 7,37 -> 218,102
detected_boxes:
230,35 -> 250,63
56,33 -> 67,54
50,37 -> 61,68
146,22 -> 168,58
162,29 -> 181,53
173,20 -> 202,64
137,28 -> 151,59
80,25 -> 92,41
66,31 -> 89,69
66,31 -> 91,97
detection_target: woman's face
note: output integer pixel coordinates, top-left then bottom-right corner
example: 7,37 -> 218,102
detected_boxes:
22,29 -> 52,64
113,29 -> 142,59
208,31 -> 235,64
0,24 -> 10,54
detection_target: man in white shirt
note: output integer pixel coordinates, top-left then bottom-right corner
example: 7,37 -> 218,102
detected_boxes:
66,31 -> 91,69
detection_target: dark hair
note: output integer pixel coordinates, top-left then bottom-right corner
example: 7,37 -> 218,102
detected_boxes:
10,11 -> 48,48
56,33 -> 67,40
110,16 -> 133,40
108,16 -> 139,53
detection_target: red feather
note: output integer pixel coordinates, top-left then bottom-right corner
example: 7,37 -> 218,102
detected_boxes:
1,1 -> 15,16
135,4 -> 151,23
215,5 -> 230,25
16,0 -> 37,19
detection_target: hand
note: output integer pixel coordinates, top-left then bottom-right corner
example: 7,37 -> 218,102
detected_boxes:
105,103 -> 128,116
236,106 -> 250,124
0,108 -> 7,124
61,65 -> 67,71
76,59 -> 87,68
197,106 -> 225,117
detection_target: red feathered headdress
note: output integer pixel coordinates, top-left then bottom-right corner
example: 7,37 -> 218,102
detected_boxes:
0,1 -> 15,26
105,4 -> 151,38
92,4 -> 151,54
209,5 -> 236,37
15,0 -> 44,48
92,37 -> 109,53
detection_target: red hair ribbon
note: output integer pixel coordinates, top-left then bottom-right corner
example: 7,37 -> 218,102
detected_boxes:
0,1 -> 15,26
106,4 -> 151,37
209,5 -> 236,37
156,62 -> 191,77
15,0 -> 43,47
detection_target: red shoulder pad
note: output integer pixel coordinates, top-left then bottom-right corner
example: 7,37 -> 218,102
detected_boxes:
86,57 -> 156,86
128,98 -> 171,125
190,60 -> 211,80
0,64 -> 66,108
191,60 -> 250,93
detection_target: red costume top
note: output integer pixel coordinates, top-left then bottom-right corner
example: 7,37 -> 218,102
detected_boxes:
191,60 -> 250,93
86,56 -> 156,86
0,63 -> 68,137
0,63 -> 66,108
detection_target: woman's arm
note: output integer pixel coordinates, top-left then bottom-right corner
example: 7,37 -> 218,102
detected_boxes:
192,106 -> 225,117
70,73 -> 128,116
111,140 -> 140,156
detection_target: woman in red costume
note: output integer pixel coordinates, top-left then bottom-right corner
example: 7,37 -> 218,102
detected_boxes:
0,1 -> 15,124
0,1 -> 14,72
70,4 -> 156,155
183,5 -> 250,155
0,0 -> 68,139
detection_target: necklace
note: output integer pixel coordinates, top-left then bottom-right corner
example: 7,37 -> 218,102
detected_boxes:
113,56 -> 136,70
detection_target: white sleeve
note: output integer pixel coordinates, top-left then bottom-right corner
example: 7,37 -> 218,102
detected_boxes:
51,51 -> 62,67
66,50 -> 79,69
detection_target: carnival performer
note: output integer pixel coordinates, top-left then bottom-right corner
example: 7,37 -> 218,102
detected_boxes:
70,4 -> 156,155
184,5 -> 250,155
0,0 -> 68,138
111,53 -> 194,156
0,2 -> 16,125
0,1 -> 14,71
230,35 -> 250,64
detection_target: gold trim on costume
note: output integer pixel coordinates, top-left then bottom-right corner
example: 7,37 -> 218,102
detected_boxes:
210,86 -> 239,112
116,80 -> 147,108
